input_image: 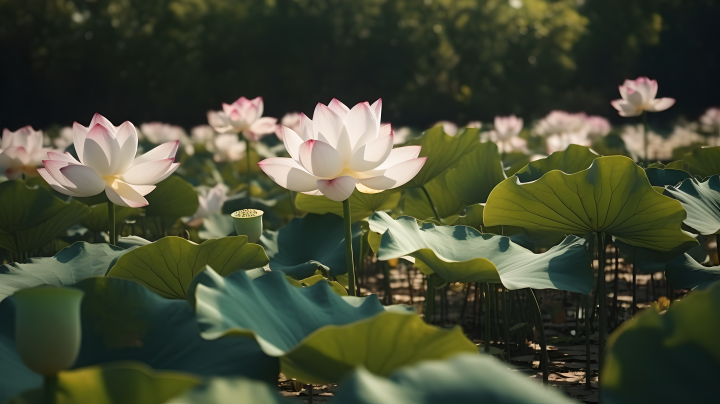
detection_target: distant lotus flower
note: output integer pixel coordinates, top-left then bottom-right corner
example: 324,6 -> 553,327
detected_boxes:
393,127 -> 413,145
260,98 -> 426,202
54,127 -> 75,150
0,126 -> 54,179
212,134 -> 247,163
38,113 -> 179,207
535,111 -> 588,137
466,121 -> 483,130
434,121 -> 458,136
611,77 -> 675,117
546,133 -> 591,154
493,115 -> 523,141
275,112 -> 302,141
140,122 -> 194,156
700,108 -> 720,131
585,116 -> 611,139
207,96 -> 278,141
187,183 -> 229,227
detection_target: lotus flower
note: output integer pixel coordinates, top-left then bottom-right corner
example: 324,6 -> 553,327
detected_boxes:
207,96 -> 278,141
535,111 -> 588,137
701,108 -> 720,131
0,126 -> 54,179
611,77 -> 675,117
54,127 -> 75,150
585,116 -> 611,138
434,121 -> 458,136
492,115 -> 523,141
38,113 -> 179,207
275,112 -> 302,141
259,98 -> 426,202
212,134 -> 247,163
186,183 -> 229,227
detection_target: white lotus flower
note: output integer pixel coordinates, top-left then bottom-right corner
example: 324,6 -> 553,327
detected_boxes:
186,183 -> 229,227
38,113 -> 180,207
546,133 -> 591,154
54,127 -> 75,150
585,116 -> 611,139
492,115 -> 523,141
611,77 -> 675,117
207,96 -> 278,141
0,126 -> 54,179
140,122 -> 194,156
275,112 -> 302,141
434,121 -> 458,136
259,98 -> 427,202
212,134 -> 247,163
700,108 -> 720,132
535,111 -> 588,137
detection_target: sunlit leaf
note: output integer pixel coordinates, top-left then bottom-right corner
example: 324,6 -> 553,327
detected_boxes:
445,141 -> 506,205
401,172 -> 465,223
144,175 -> 199,218
295,189 -> 400,223
666,253 -> 720,290
172,377 -> 288,404
514,144 -> 599,183
684,146 -> 720,177
664,175 -> 720,235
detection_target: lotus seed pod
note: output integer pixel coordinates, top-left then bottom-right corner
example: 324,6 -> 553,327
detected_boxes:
14,286 -> 84,375
231,209 -> 264,243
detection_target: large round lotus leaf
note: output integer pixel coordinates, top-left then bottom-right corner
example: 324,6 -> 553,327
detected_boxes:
6,362 -> 201,404
0,277 -> 278,402
514,144 -> 599,183
144,175 -> 200,218
0,242 -> 129,302
401,125 -> 479,188
645,167 -> 692,187
107,236 -> 269,299
172,377 -> 288,404
445,141 -> 506,205
666,253 -> 720,290
664,175 -> 720,235
295,189 -> 400,223
198,213 -> 234,240
333,354 -> 580,404
191,268 -> 476,384
0,180 -> 91,253
368,212 -> 592,293
613,236 -> 705,274
601,281 -> 720,403
484,155 -> 697,252
81,203 -> 141,234
450,203 -> 484,231
684,146 -> 720,177
259,214 -> 361,278
400,172 -> 465,223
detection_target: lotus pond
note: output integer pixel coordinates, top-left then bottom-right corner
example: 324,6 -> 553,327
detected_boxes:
1,93 -> 720,404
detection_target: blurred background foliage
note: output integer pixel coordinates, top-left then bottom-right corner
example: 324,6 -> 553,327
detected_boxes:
1,0 -> 718,129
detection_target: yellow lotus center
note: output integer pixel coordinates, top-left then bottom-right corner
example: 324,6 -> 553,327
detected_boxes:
103,175 -> 123,188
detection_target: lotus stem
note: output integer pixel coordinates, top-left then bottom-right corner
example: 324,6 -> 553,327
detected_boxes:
342,198 -> 356,296
108,202 -> 116,246
596,232 -> 606,376
382,261 -> 392,305
612,246 -> 619,329
642,111 -> 649,164
244,135 -> 252,186
501,286 -> 511,362
424,275 -> 436,323
420,185 -> 441,223
632,254 -> 637,316
526,288 -> 548,384
584,294 -> 591,389
44,375 -> 57,404
483,283 -> 490,353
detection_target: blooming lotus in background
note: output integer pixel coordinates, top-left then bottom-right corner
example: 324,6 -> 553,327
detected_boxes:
275,112 -> 302,141
585,116 -> 611,139
493,115 -> 523,141
207,96 -> 277,141
0,126 -> 54,179
546,133 -> 591,154
53,127 -> 75,150
611,77 -> 675,117
140,122 -> 194,156
259,98 -> 426,202
535,111 -> 588,137
700,108 -> 720,145
38,113 -> 179,207
186,183 -> 229,227
434,121 -> 458,136
212,134 -> 247,163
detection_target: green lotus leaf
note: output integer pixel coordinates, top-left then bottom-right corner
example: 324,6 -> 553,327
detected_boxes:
646,160 -> 684,170
295,189 -> 400,223
0,276 -> 279,402
6,362 -> 201,404
333,354 -> 579,404
0,180 -> 91,253
198,213 -> 235,240
684,146 -> 720,177
144,175 -> 200,218
663,175 -> 720,235
484,155 -> 697,252
514,144 -> 599,183
601,281 -> 720,403
645,167 -> 692,187
288,274 -> 348,296
81,203 -> 141,234
259,214 -> 361,278
191,268 -> 476,384
445,141 -> 506,205
613,236 -> 706,274
503,152 -> 531,177
401,125 -> 479,188
107,236 -> 269,299
368,212 -> 593,293
451,203 -> 485,231
401,172 -> 465,223
665,253 -> 720,290
171,377 -> 288,404
0,242 -> 128,302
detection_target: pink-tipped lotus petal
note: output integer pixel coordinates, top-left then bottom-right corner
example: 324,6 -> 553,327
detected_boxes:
312,103 -> 345,147
299,113 -> 314,141
378,123 -> 392,138
252,97 -> 264,121
83,124 -> 121,177
89,113 -> 115,134
298,139 -> 344,178
316,176 -> 357,202
344,102 -> 377,151
121,158 -> 174,185
611,99 -> 642,117
1,146 -> 30,166
357,157 -> 427,191
46,151 -> 80,164
374,146 -> 422,170
72,122 -> 90,162
43,159 -> 78,188
59,164 -> 106,197
37,168 -> 83,197
248,117 -> 279,137
207,111 -> 234,134
150,162 -> 180,184
131,140 -> 179,167
257,157 -> 320,193
115,121 -> 139,173
371,99 -> 382,128
104,180 -> 151,208
328,98 -> 350,119
282,126 -> 304,162
349,132 -> 394,172
647,98 -> 676,112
